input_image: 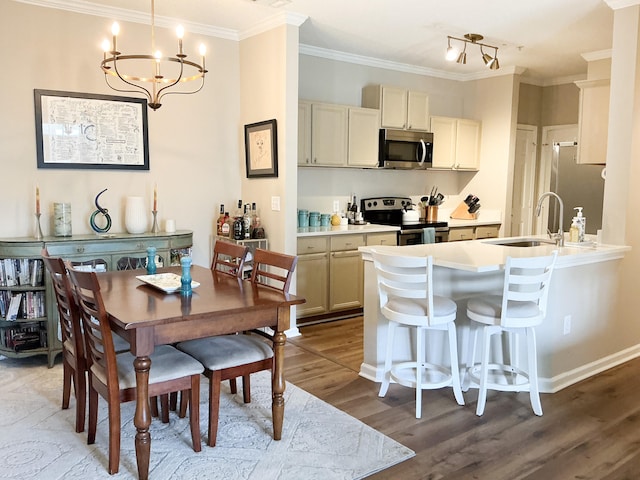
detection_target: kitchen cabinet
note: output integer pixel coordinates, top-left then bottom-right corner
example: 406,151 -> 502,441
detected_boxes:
448,224 -> 500,242
329,235 -> 365,311
347,107 -> 380,167
362,85 -> 430,131
365,232 -> 397,246
430,116 -> 481,170
296,237 -> 329,317
298,101 -> 379,167
575,78 -> 609,165
297,231 -> 394,321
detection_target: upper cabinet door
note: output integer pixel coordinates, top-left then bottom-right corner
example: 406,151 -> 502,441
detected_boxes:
406,90 -> 430,131
348,107 -> 380,167
298,101 -> 312,165
380,86 -> 408,129
311,103 -> 348,166
455,119 -> 481,170
575,79 -> 609,165
430,116 -> 457,168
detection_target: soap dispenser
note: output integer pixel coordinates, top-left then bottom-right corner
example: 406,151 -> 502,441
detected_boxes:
569,217 -> 580,243
574,207 -> 585,242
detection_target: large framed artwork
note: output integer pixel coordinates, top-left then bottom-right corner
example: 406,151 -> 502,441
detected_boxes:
34,89 -> 149,170
244,119 -> 278,178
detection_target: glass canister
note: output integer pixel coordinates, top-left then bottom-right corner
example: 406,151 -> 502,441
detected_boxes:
53,203 -> 72,237
320,213 -> 331,226
298,209 -> 309,228
309,211 -> 321,227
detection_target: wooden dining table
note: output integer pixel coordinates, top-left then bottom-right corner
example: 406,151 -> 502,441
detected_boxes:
97,265 -> 305,480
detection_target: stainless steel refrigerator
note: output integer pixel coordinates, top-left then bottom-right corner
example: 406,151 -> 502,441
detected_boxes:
548,142 -> 605,235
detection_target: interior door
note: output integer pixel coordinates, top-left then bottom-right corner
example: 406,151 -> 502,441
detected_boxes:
511,125 -> 537,236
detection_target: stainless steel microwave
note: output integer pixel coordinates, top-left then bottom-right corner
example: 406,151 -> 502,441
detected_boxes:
378,129 -> 433,169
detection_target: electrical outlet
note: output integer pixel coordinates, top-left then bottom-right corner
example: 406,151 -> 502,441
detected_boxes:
563,315 -> 571,335
271,196 -> 280,211
333,200 -> 340,212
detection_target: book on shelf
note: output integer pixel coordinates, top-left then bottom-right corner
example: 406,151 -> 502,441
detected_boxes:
6,294 -> 22,321
30,259 -> 44,287
3,259 -> 16,286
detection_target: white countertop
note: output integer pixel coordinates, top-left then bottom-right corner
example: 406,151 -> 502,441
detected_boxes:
359,234 -> 630,272
297,223 -> 399,237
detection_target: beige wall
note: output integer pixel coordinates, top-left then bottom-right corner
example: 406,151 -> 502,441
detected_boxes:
0,2 -> 246,267
239,25 -> 299,256
541,83 -> 580,126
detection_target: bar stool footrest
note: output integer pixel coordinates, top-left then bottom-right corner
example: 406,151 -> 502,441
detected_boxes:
390,361 -> 453,390
467,363 -> 531,392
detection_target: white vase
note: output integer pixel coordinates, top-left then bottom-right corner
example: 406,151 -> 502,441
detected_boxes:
125,196 -> 147,234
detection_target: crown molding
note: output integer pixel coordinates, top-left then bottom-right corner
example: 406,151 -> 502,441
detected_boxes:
13,0 -> 239,39
300,44 -> 524,82
581,49 -> 613,62
239,11 -> 308,40
604,0 -> 640,9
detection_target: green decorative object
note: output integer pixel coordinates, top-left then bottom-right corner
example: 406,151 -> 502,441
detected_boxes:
89,188 -> 112,234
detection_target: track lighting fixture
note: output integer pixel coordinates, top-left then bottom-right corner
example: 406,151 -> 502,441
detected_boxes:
445,33 -> 500,70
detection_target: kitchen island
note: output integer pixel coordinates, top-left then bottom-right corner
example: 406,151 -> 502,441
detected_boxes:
359,236 -> 631,393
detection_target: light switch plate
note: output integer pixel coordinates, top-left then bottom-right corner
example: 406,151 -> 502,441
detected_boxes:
271,196 -> 281,211
333,200 -> 340,212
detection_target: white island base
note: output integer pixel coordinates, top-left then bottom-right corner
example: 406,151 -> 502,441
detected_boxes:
359,236 -> 632,393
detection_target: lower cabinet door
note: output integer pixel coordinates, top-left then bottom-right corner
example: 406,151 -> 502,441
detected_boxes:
329,250 -> 363,311
296,252 -> 329,317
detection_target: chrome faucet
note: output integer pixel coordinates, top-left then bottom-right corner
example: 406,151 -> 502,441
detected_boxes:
536,192 -> 564,246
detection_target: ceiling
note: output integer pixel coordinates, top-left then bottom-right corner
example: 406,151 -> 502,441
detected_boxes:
31,0 -> 617,84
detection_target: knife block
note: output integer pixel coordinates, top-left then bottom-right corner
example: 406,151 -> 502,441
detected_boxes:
450,201 -> 478,220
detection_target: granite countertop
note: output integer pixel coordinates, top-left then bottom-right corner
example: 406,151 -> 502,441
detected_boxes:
297,223 -> 399,237
359,234 -> 630,272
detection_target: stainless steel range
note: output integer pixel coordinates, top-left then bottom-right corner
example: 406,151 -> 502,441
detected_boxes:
361,196 -> 449,245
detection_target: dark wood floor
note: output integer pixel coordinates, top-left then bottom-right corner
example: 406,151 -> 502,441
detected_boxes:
286,317 -> 640,480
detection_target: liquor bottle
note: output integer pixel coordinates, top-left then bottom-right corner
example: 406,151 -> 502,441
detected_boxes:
250,202 -> 258,237
216,204 -> 225,235
243,203 -> 251,239
221,211 -> 231,236
232,200 -> 244,239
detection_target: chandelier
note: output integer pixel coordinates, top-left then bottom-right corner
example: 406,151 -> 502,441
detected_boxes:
100,0 -> 207,110
445,33 -> 500,70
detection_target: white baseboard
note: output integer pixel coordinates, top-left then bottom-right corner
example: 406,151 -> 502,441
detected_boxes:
540,344 -> 640,393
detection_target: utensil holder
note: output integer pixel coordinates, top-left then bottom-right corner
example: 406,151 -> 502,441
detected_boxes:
426,206 -> 439,222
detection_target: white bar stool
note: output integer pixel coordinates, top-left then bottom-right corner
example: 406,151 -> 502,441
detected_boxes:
463,251 -> 558,416
371,249 -> 464,419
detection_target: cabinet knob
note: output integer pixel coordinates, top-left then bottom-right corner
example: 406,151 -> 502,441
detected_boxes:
76,246 -> 85,253
137,242 -> 145,249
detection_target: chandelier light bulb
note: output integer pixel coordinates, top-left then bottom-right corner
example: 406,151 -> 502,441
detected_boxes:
101,39 -> 110,53
111,22 -> 120,36
199,44 -> 207,57
176,25 -> 184,39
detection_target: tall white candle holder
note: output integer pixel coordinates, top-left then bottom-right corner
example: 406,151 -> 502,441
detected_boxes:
34,213 -> 44,240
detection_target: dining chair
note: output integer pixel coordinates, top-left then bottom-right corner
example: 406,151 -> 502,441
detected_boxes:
41,249 -> 87,433
463,251 -> 558,416
67,268 -> 204,474
177,247 -> 297,446
371,249 -> 465,419
211,239 -> 249,278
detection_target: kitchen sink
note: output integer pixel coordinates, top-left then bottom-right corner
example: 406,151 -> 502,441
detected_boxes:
483,238 -> 557,247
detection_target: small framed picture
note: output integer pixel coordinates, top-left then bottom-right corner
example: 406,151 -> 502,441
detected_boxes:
244,119 -> 278,178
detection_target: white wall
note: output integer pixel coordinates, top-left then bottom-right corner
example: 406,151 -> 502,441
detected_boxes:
0,1 -> 242,267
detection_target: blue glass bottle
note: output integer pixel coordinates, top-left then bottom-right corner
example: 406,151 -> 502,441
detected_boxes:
146,246 -> 157,275
180,256 -> 192,296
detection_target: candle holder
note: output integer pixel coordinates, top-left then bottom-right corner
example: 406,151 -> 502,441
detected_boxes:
34,213 -> 44,240
151,210 -> 159,234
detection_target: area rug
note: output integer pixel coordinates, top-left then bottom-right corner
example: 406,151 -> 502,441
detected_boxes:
0,356 -> 414,479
